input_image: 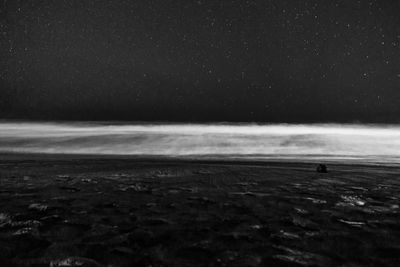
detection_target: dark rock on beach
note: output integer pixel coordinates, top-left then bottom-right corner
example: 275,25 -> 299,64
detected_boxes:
316,164 -> 328,173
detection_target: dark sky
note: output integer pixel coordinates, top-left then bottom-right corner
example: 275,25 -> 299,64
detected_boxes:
1,0 -> 400,122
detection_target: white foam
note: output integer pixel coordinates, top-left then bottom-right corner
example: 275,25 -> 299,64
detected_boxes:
0,122 -> 399,163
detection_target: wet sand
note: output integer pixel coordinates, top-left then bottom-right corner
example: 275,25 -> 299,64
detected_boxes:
0,154 -> 399,266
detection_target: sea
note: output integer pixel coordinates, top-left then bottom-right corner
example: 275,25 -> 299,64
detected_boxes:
1,121 -> 400,165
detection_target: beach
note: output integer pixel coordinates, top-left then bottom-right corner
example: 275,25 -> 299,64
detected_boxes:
3,0 -> 399,264
0,154 -> 399,266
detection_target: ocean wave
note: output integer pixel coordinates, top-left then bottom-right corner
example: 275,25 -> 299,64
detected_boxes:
1,122 -> 400,162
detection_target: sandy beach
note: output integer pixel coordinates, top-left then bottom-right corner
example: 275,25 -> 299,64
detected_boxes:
0,154 -> 399,266
3,0 -> 400,264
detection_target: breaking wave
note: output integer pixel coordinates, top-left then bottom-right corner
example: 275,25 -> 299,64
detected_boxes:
1,122 -> 400,163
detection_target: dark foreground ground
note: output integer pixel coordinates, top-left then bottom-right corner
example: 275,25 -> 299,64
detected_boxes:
0,155 -> 399,266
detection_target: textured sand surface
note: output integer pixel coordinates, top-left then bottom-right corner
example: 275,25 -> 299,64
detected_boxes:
0,156 -> 399,266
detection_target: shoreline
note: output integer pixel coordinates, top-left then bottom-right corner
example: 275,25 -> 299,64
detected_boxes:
1,152 -> 399,168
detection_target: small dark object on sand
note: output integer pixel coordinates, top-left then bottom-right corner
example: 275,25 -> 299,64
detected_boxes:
316,164 -> 328,173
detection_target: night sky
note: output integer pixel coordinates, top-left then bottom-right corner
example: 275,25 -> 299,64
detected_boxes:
1,0 -> 400,123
